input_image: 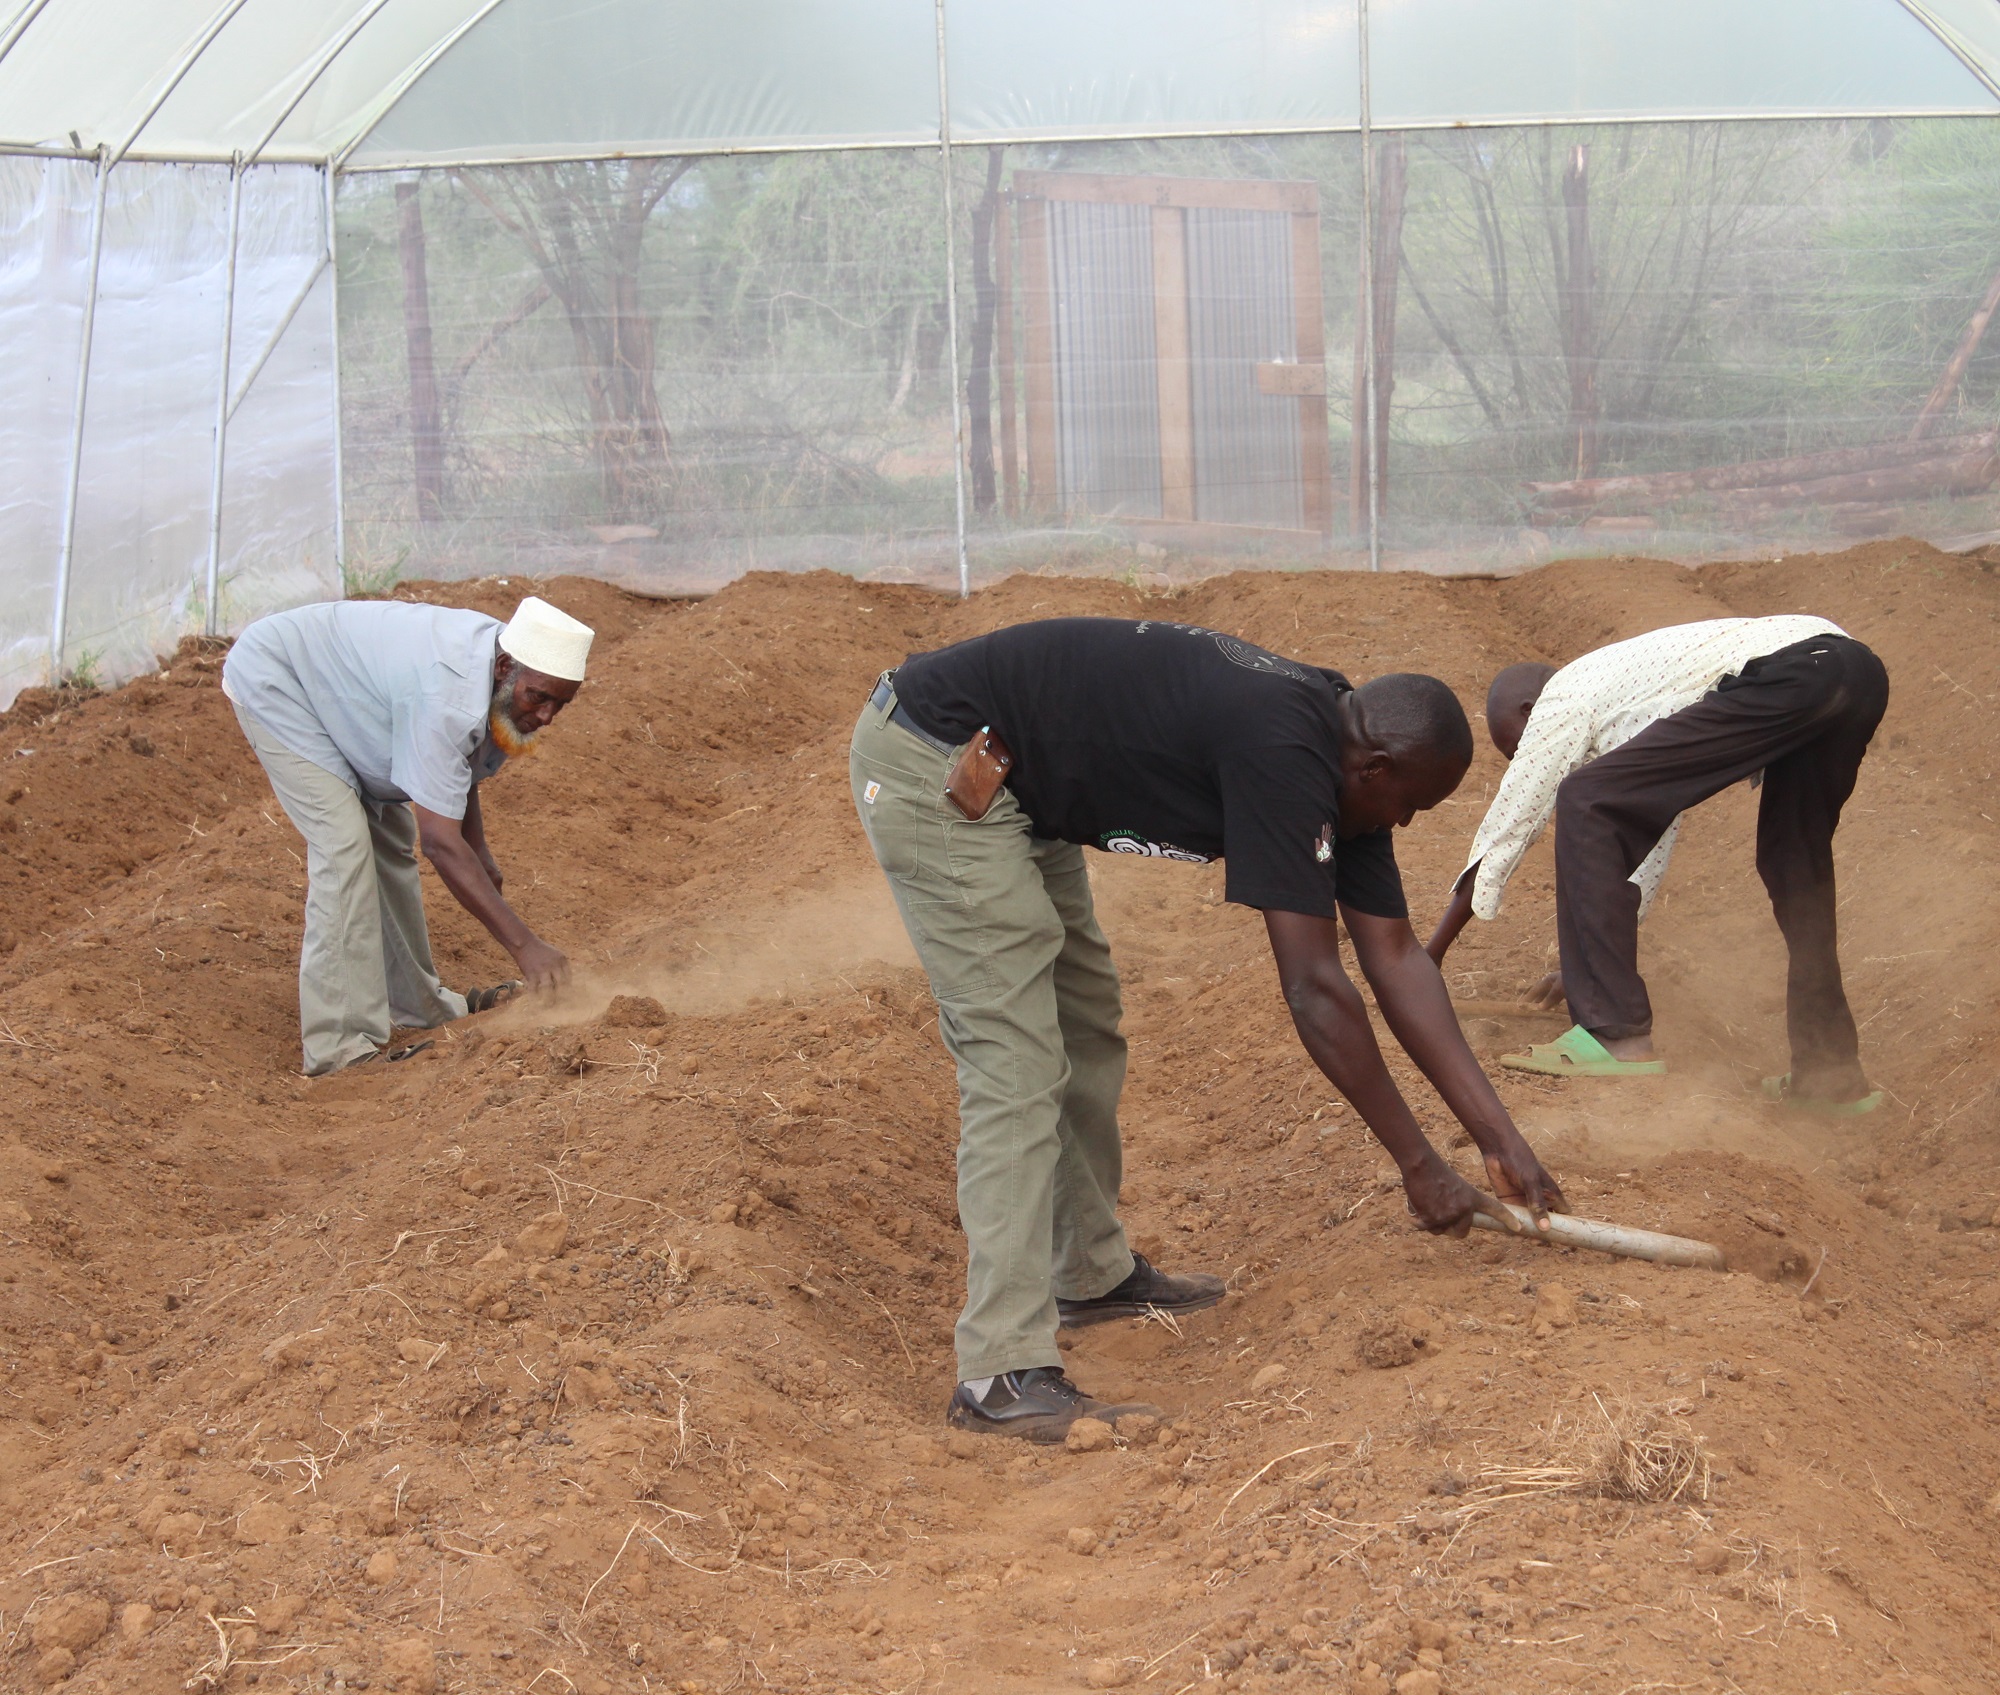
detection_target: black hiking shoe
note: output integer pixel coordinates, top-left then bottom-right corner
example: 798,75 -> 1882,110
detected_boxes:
1056,1254 -> 1227,1330
945,1368 -> 1161,1444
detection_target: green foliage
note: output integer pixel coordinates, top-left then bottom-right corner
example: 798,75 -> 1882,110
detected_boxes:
62,647 -> 102,693
341,548 -> 408,600
1810,121 -> 2000,426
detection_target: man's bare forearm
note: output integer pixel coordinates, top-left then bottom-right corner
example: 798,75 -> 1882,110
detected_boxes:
1424,866 -> 1477,964
1284,970 -> 1447,1177
1350,909 -> 1517,1145
461,786 -> 492,859
425,832 -> 533,953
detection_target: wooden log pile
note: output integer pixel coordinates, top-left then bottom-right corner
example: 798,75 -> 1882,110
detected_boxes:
1524,430 -> 2000,524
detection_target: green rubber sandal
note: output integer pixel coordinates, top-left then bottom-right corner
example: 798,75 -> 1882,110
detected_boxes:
1761,1074 -> 1883,1117
1500,1024 -> 1667,1078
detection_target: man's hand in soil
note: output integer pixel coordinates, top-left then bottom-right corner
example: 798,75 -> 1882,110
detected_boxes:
1266,907 -> 1566,1233
1527,969 -> 1565,1009
414,803 -> 571,994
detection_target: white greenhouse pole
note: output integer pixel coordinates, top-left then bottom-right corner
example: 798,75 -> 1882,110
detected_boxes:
204,153 -> 246,637
51,146 -> 109,684
0,0 -> 54,66
934,0 -> 971,600
1358,0 -> 1381,572
325,167 -> 347,583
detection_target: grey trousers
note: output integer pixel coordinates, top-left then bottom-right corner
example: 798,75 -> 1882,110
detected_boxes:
232,702 -> 468,1075
850,691 -> 1133,1381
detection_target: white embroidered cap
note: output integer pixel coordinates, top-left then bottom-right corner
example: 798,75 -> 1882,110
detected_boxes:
499,595 -> 594,681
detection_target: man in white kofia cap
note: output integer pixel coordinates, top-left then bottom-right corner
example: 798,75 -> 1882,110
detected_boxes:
222,593 -> 593,1074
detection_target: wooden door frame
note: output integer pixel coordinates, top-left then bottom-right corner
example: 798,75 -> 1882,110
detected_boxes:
1002,171 -> 1330,537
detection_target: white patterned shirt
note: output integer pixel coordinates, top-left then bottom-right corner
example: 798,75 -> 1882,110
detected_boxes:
1463,615 -> 1847,921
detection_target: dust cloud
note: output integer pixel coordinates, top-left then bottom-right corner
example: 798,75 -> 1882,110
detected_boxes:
547,869 -> 918,1024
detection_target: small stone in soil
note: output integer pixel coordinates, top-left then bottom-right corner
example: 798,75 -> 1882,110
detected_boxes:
1534,1284 -> 1577,1329
1065,1417 -> 1116,1454
512,1210 -> 570,1258
1356,1320 -> 1418,1369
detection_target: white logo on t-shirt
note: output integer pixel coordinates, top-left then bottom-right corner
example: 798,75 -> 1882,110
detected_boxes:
1134,621 -> 1313,682
1100,830 -> 1212,863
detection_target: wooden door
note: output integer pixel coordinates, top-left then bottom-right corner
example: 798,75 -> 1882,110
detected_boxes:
1008,172 -> 1329,541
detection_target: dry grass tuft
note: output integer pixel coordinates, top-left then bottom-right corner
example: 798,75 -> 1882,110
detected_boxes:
1478,1397 -> 1712,1506
1588,1405 -> 1712,1503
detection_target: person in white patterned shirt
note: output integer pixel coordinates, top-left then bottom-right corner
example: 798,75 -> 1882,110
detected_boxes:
1426,616 -> 1888,1113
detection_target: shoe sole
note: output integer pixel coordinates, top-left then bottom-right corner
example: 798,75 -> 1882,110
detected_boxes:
945,1411 -> 1081,1444
1056,1289 -> 1226,1330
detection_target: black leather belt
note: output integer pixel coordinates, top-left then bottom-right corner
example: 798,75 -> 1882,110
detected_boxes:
869,670 -> 956,756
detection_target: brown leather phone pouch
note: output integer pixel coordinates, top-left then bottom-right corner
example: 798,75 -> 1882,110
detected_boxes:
943,726 -> 1014,820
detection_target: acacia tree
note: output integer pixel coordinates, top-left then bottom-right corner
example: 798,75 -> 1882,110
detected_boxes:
1394,124 -> 1798,478
452,158 -> 691,522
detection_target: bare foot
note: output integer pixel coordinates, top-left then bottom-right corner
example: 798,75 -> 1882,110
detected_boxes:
1600,1032 -> 1658,1063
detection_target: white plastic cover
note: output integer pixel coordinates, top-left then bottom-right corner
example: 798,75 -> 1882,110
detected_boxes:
0,0 -> 490,164
7,0 -> 2000,706
3,0 -> 2000,167
0,155 -> 337,709
361,0 -> 943,166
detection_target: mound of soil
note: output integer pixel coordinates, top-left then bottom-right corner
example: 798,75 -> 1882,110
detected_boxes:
2,542 -> 1998,1694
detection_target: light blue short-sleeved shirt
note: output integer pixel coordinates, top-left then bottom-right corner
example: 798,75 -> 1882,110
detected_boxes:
223,601 -> 508,820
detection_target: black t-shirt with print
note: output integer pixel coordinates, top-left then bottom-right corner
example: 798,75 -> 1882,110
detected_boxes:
890,617 -> 1407,920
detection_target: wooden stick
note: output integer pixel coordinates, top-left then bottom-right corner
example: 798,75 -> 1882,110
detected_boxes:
1470,1203 -> 1726,1271
1525,431 -> 1997,508
1910,259 -> 2000,441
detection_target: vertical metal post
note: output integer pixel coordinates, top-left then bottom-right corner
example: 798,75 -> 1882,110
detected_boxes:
1357,0 -> 1381,572
204,154 -> 245,636
934,0 -> 971,600
51,146 -> 110,683
324,165 -> 347,586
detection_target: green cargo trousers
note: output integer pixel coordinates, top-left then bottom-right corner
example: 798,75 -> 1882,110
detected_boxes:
850,689 -> 1135,1381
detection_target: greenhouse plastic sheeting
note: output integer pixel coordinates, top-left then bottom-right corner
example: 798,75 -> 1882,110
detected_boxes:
333,124 -> 2000,593
0,0 -> 491,164
5,0 -> 2000,167
9,1 -> 2000,708
0,156 -> 337,709
360,0 -> 945,166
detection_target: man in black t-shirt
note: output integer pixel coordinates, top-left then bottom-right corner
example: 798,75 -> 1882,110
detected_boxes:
851,618 -> 1565,1442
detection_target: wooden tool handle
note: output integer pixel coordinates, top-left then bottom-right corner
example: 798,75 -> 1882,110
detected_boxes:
1472,1203 -> 1726,1271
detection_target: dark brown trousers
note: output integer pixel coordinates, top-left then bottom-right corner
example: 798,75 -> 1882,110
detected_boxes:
1553,634 -> 1888,1093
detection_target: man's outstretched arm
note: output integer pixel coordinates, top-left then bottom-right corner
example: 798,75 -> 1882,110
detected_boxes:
1263,909 -> 1519,1238
1424,865 -> 1477,965
459,786 -> 505,892
1341,905 -> 1566,1227
412,803 -> 569,992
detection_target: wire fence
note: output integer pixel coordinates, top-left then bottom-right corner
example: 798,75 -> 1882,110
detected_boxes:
336,119 -> 2000,596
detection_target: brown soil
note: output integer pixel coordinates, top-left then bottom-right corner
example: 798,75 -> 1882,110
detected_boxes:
3,542 -> 1999,1695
